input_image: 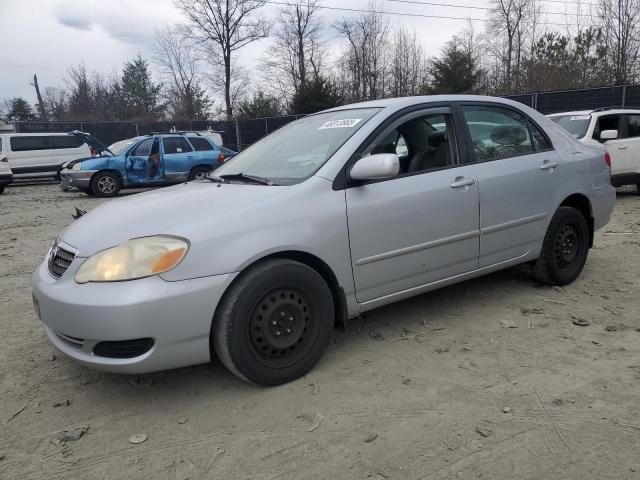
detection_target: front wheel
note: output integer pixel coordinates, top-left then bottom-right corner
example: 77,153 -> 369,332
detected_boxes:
213,259 -> 334,386
532,206 -> 590,286
188,166 -> 212,181
90,171 -> 121,197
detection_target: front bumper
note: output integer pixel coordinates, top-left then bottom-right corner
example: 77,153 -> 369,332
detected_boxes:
32,252 -> 236,374
60,170 -> 97,191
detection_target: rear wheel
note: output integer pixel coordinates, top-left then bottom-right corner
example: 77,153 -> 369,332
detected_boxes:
188,166 -> 212,181
533,206 -> 589,285
90,171 -> 121,197
213,259 -> 334,385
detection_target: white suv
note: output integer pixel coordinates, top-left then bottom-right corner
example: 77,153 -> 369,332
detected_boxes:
548,108 -> 640,192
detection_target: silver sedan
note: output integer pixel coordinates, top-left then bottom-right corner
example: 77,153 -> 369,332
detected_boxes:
32,95 -> 615,385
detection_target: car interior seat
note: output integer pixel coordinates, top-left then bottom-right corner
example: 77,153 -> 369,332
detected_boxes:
408,131 -> 450,172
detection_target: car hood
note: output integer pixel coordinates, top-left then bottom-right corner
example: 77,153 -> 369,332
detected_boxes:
60,181 -> 291,257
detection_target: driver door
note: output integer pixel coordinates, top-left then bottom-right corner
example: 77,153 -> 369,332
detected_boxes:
345,107 -> 480,303
126,138 -> 154,183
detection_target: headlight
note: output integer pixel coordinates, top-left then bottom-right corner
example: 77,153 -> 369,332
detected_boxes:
75,236 -> 189,283
71,163 -> 81,171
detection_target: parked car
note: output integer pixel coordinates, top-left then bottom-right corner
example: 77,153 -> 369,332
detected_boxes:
548,107 -> 640,192
0,131 -> 105,179
59,133 -> 227,197
33,95 -> 615,385
0,137 -> 13,193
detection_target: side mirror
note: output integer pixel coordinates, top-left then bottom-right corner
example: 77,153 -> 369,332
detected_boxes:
600,129 -> 618,141
350,153 -> 400,181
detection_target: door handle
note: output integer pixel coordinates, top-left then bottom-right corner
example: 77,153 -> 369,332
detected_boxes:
618,145 -> 628,150
540,160 -> 559,170
450,177 -> 475,188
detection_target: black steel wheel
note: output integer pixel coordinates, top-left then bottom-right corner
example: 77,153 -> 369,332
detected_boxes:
533,206 -> 590,285
213,259 -> 334,385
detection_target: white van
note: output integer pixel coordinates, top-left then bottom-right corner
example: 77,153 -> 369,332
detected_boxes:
0,132 -> 97,179
0,137 -> 13,194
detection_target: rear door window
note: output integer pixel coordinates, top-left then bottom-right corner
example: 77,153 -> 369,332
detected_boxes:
162,137 -> 193,154
52,135 -> 83,149
461,106 -> 538,162
188,137 -> 214,151
10,136 -> 51,152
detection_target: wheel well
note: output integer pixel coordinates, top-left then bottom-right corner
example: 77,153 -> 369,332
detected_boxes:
91,169 -> 123,182
248,251 -> 347,328
191,164 -> 214,172
559,194 -> 594,247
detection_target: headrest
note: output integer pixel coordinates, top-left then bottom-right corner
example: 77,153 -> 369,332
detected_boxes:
428,130 -> 446,148
490,125 -> 527,146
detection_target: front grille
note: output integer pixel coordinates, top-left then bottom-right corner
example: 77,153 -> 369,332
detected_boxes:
54,331 -> 84,349
93,338 -> 154,359
48,243 -> 76,278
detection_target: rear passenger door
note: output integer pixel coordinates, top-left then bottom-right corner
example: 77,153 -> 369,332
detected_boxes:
187,136 -> 220,166
161,137 -> 195,178
8,136 -> 53,173
458,104 -> 562,268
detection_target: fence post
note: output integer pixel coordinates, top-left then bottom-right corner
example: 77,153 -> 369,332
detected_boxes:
265,117 -> 268,135
622,85 -> 627,108
235,119 -> 242,151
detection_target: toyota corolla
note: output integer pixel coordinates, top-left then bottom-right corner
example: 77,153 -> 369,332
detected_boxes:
32,96 -> 615,385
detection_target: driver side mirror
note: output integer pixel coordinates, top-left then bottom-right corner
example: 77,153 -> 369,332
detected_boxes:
600,129 -> 618,141
350,153 -> 400,181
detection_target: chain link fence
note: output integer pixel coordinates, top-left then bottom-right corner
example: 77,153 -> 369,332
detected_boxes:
13,85 -> 640,149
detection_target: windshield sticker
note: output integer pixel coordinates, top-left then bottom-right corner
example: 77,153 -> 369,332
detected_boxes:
319,118 -> 362,129
570,115 -> 590,121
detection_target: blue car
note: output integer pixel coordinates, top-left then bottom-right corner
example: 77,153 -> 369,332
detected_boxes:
60,133 -> 231,197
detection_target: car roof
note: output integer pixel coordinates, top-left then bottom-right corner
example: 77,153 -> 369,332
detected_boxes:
548,108 -> 640,117
322,95 -> 532,113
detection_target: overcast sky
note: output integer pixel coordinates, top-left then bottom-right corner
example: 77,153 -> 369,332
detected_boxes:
0,0 -> 588,105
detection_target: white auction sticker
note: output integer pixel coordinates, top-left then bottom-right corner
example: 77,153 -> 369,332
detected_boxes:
319,119 -> 362,129
570,115 -> 590,121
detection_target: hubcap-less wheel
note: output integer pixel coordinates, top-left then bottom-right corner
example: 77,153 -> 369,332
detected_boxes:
249,289 -> 313,366
194,171 -> 208,180
97,175 -> 116,194
554,224 -> 579,268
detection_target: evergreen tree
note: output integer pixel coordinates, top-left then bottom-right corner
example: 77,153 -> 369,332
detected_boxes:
236,91 -> 283,119
3,97 -> 35,122
427,43 -> 482,94
121,55 -> 165,120
290,76 -> 342,114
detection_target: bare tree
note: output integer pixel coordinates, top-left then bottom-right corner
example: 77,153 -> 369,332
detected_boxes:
387,28 -> 426,97
153,26 -> 212,119
486,0 -> 535,93
598,0 -> 640,84
262,0 -> 324,100
335,1 -> 389,102
42,87 -> 68,120
175,0 -> 270,119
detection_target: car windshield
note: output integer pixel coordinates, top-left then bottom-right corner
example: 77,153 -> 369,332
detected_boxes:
549,114 -> 591,139
108,139 -> 137,156
212,108 -> 381,185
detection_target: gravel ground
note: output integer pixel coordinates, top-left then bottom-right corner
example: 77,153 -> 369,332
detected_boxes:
1,182 -> 640,480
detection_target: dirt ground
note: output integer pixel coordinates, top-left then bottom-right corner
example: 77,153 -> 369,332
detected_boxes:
1,182 -> 640,480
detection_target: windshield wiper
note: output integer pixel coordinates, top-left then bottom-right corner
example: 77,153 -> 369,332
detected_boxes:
218,173 -> 277,186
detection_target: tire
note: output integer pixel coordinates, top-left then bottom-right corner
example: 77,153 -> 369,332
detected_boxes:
188,166 -> 212,181
213,259 -> 334,386
0,185 -> 5,195
90,171 -> 121,198
81,187 -> 93,196
636,183 -> 640,195
533,206 -> 590,286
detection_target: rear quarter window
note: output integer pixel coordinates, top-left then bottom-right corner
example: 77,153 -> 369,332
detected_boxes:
188,137 -> 214,151
10,136 -> 51,152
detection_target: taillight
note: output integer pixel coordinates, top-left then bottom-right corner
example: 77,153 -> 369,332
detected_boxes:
218,152 -> 225,163
604,151 -> 611,168
90,147 -> 97,156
